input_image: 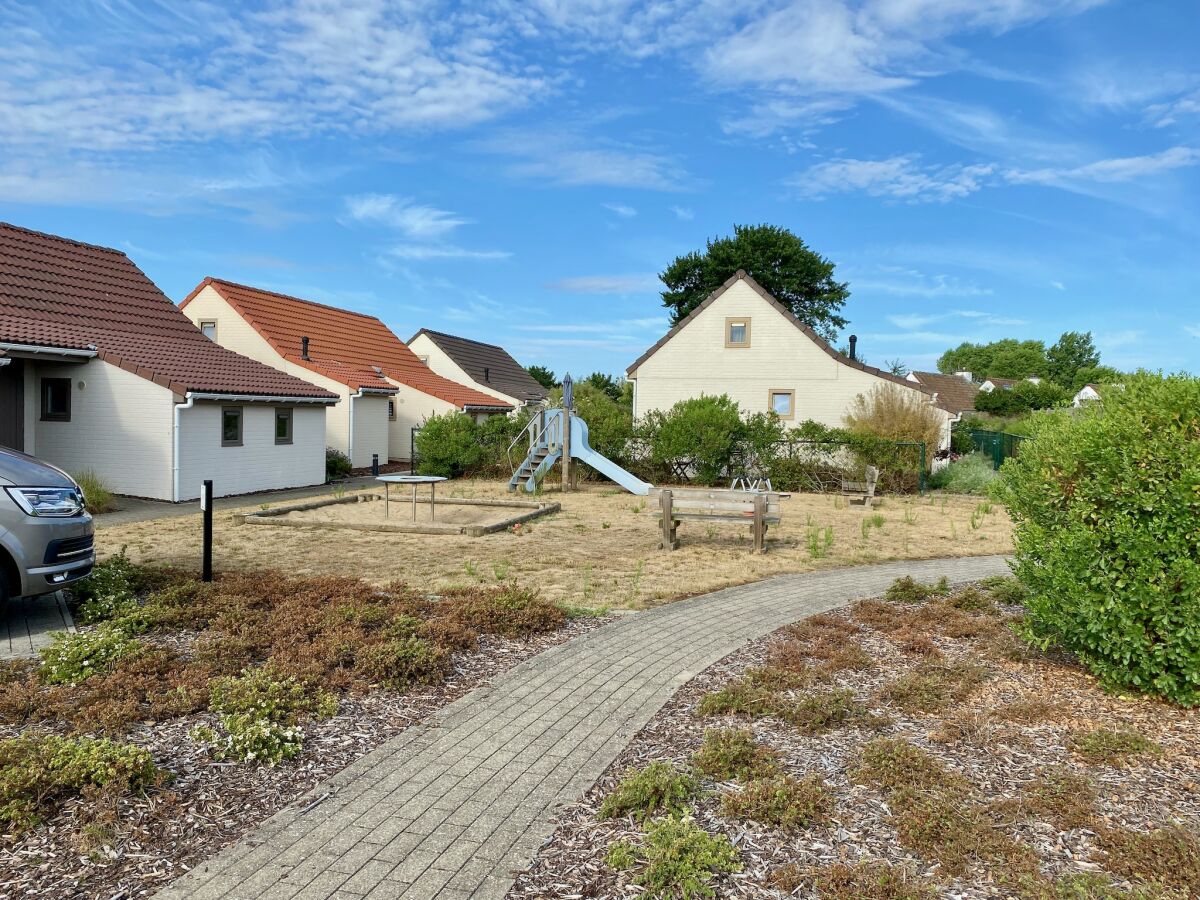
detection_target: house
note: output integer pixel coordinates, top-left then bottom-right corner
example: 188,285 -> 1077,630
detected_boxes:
626,271 -> 952,448
906,371 -> 981,418
180,279 -> 513,467
1073,383 -> 1102,406
979,376 -> 1041,392
0,223 -> 338,501
408,329 -> 548,409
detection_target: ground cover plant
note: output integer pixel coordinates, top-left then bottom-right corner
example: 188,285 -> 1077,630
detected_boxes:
510,575 -> 1200,899
0,554 -> 597,899
95,481 -> 1013,611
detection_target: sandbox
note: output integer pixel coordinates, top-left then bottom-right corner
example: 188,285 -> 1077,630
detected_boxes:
235,493 -> 559,537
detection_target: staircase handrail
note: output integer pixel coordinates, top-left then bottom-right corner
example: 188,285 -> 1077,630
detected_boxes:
506,407 -> 563,476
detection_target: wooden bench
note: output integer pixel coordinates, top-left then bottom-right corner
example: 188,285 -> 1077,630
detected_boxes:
652,488 -> 786,553
841,465 -> 879,508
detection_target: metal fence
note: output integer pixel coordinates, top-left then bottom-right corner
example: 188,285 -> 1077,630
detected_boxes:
970,429 -> 1028,470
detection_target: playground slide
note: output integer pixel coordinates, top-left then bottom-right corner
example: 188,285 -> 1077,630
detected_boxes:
569,415 -> 653,495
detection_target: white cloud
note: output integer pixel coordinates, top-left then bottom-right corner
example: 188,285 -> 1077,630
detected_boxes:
1095,329 -> 1144,350
1185,324 -> 1200,339
385,244 -> 512,261
885,310 -> 1024,330
517,317 -> 667,333
344,195 -> 469,239
603,203 -> 638,218
852,266 -> 992,297
670,205 -> 695,221
544,274 -> 661,293
1050,280 -> 1066,291
1147,90 -> 1200,127
792,156 -> 995,202
1006,147 -> 1200,187
477,130 -> 687,190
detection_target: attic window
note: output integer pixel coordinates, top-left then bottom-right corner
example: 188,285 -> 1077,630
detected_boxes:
725,317 -> 751,348
200,321 -> 217,340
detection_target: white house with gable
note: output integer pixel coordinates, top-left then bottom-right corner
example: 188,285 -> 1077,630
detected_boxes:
626,271 -> 951,448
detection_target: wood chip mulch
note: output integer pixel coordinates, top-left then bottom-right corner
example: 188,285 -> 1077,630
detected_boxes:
0,616 -> 609,900
508,590 -> 1200,899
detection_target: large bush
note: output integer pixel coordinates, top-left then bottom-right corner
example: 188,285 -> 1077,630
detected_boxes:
995,373 -> 1200,705
974,380 -> 1068,416
844,384 -> 945,457
415,411 -> 531,479
641,394 -> 783,485
549,382 -> 635,466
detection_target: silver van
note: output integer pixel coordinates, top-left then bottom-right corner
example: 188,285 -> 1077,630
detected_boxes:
0,448 -> 94,603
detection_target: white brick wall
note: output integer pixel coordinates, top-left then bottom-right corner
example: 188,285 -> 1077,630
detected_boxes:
32,358 -> 176,500
177,402 -> 327,500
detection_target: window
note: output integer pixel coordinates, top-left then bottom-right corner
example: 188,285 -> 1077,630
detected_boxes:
200,321 -> 217,340
388,400 -> 396,421
274,408 -> 293,445
725,317 -> 751,348
221,407 -> 243,447
769,389 -> 795,420
40,378 -> 71,421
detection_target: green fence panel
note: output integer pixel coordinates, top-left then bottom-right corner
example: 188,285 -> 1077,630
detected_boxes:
969,429 -> 1028,470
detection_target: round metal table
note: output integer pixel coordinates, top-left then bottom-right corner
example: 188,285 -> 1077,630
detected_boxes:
376,475 -> 448,521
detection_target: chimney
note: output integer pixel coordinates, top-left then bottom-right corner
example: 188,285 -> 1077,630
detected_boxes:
848,335 -> 858,361
301,336 -> 310,360
956,370 -> 973,383
483,367 -> 490,383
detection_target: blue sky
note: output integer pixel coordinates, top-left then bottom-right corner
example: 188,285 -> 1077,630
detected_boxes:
2,0 -> 1198,378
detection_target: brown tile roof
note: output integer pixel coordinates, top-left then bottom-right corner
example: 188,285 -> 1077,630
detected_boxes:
0,223 -> 337,400
626,270 -> 932,395
183,278 -> 513,410
909,371 -> 980,415
408,329 -> 547,404
984,377 -> 1019,389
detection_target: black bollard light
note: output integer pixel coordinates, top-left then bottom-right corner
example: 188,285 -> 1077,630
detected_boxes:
372,453 -> 380,477
201,479 -> 213,583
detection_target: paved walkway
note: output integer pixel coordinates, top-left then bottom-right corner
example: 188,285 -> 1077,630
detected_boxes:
155,555 -> 1010,900
1,591 -> 74,660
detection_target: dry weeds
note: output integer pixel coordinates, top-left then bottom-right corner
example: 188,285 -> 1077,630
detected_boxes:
97,482 -> 1013,609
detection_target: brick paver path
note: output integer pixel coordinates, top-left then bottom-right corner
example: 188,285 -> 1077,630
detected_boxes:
1,591 -> 74,660
156,555 -> 1010,900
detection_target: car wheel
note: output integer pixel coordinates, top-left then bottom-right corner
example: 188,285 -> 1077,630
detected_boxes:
0,567 -> 9,606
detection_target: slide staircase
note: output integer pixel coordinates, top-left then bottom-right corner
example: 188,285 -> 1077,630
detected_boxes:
507,407 -> 652,495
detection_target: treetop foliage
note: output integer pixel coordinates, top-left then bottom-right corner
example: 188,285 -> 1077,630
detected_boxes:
659,224 -> 849,342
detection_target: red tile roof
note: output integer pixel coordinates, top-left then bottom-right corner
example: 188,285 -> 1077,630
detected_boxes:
183,278 -> 513,410
0,223 -> 338,400
908,371 -> 980,415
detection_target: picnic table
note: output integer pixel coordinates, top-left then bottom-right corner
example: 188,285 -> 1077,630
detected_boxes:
376,474 -> 447,520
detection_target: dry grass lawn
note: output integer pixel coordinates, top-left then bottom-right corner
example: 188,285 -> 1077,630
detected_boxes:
97,481 -> 1012,609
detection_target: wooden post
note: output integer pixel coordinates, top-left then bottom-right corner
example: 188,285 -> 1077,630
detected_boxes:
660,489 -> 676,551
752,492 -> 766,553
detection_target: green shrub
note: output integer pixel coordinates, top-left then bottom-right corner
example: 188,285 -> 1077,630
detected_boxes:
549,382 -> 635,466
720,773 -> 831,831
812,861 -> 935,899
73,469 -> 116,513
628,816 -> 741,899
325,447 -> 352,480
879,660 -> 989,713
641,394 -> 781,485
974,380 -> 1069,416
844,384 -> 946,463
692,728 -> 778,781
414,412 -> 482,478
0,733 -> 160,830
38,625 -> 141,685
978,575 -> 1029,606
929,453 -> 997,494
599,761 -> 700,822
357,636 -> 452,688
71,550 -> 138,614
781,688 -> 872,733
995,372 -> 1200,705
194,664 -> 335,765
606,839 -> 638,870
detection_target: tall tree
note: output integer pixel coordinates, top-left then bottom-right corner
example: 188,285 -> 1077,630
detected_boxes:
1046,331 -> 1100,389
526,365 -> 557,390
583,371 -> 623,402
659,224 -> 849,341
937,339 -> 1048,380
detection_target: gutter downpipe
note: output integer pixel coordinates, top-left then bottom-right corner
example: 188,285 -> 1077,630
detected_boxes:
347,388 -> 366,469
172,392 -> 195,503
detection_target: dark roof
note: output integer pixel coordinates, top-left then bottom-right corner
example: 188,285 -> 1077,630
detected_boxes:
0,223 -> 337,400
909,371 -> 980,415
984,376 -> 1019,389
184,279 -> 511,410
409,329 -> 547,403
625,270 -> 931,394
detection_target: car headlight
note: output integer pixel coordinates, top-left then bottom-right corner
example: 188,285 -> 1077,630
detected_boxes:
4,486 -> 85,517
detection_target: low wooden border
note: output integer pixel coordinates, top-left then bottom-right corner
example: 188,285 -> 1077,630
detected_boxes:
235,493 -> 560,537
